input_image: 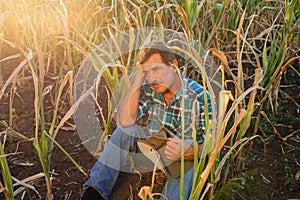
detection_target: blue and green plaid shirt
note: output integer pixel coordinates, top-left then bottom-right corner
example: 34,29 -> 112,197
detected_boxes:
137,76 -> 212,144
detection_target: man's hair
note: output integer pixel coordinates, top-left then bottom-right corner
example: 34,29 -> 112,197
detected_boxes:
140,41 -> 177,66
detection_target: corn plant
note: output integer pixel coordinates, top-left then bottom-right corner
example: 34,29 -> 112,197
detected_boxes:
0,141 -> 14,200
258,0 -> 299,111
176,0 -> 202,37
184,48 -> 264,200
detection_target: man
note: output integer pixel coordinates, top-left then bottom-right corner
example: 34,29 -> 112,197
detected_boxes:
81,41 -> 212,200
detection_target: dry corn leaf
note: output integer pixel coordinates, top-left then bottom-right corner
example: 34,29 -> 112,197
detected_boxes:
260,111 -> 285,141
218,90 -> 234,121
210,48 -> 236,83
0,152 -> 22,159
210,49 -> 228,67
12,172 -> 45,198
0,51 -> 32,100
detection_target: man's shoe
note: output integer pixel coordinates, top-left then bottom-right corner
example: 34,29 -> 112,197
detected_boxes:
80,187 -> 104,200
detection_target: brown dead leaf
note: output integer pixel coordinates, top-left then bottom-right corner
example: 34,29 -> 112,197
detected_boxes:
138,186 -> 151,200
295,170 -> 300,181
175,5 -> 189,36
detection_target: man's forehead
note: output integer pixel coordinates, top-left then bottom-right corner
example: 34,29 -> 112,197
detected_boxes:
142,63 -> 167,70
142,62 -> 165,67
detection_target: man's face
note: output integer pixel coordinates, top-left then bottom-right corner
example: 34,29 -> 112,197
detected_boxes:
142,53 -> 177,94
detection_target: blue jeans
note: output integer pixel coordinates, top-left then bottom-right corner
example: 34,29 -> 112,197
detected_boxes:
83,125 -> 194,200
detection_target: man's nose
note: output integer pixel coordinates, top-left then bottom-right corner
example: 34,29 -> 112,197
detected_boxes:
147,71 -> 157,83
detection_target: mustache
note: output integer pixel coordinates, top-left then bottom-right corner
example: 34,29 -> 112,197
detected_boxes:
149,82 -> 163,86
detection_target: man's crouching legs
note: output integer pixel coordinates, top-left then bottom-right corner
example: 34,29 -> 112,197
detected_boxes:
81,125 -> 147,199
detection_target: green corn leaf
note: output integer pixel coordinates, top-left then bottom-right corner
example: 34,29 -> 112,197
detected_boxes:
0,141 -> 14,200
44,131 -> 88,177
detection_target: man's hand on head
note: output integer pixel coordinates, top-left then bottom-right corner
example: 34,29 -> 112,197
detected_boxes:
136,62 -> 146,78
117,52 -> 146,127
135,52 -> 146,79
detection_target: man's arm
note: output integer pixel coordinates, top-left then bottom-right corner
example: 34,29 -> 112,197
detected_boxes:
164,138 -> 203,161
117,65 -> 145,127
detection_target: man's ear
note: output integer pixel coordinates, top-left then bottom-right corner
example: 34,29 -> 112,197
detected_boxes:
170,59 -> 178,71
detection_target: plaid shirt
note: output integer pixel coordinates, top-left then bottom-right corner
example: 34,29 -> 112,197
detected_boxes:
137,76 -> 212,144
